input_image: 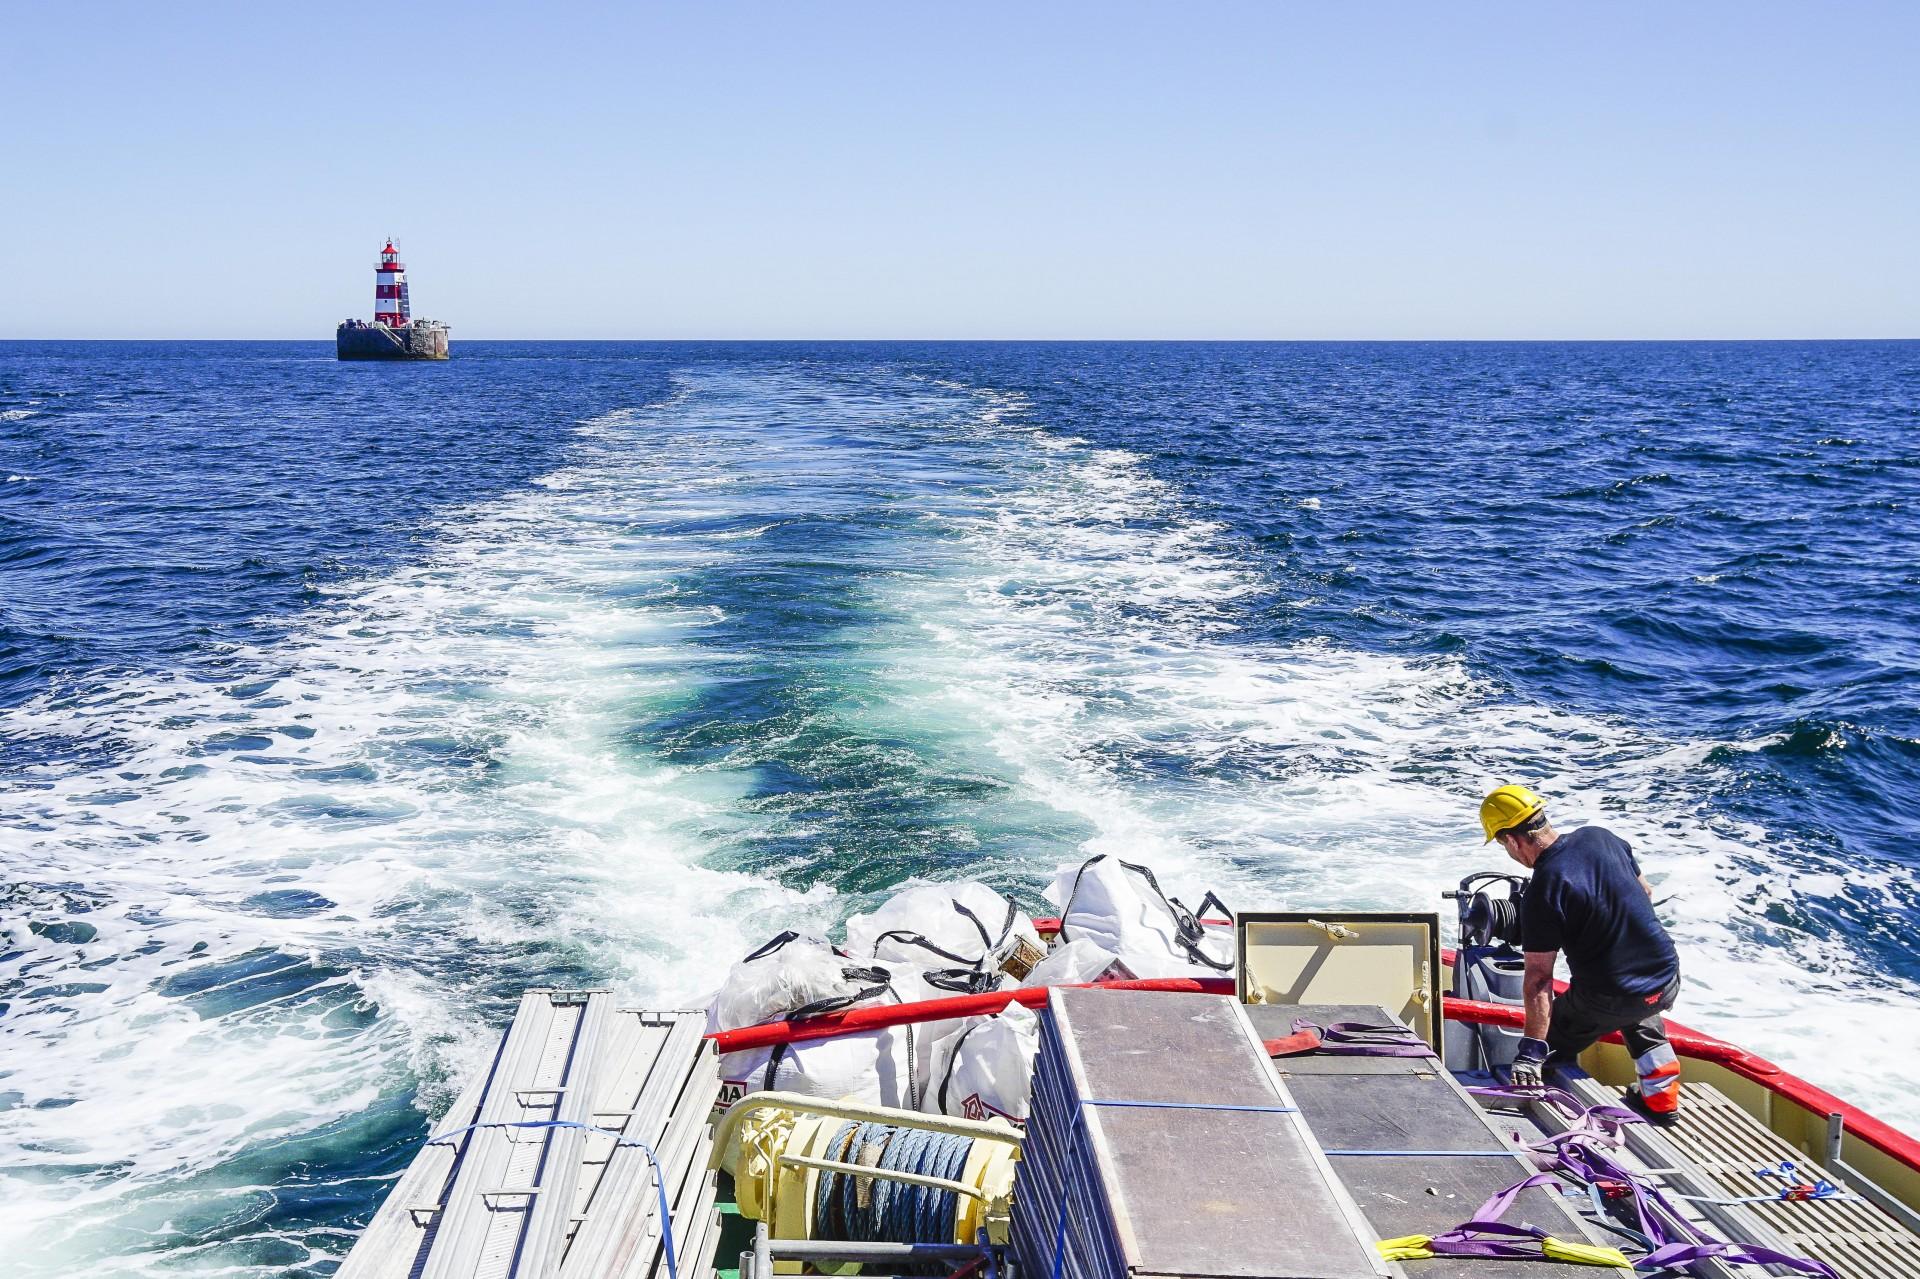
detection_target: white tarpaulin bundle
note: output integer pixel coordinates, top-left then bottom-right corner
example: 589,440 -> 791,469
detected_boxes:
708,932 -> 980,1112
844,882 -> 1045,985
930,1000 -> 1042,1123
709,932 -> 918,1110
709,863 -> 1233,1118
1043,855 -> 1234,979
708,931 -> 855,1033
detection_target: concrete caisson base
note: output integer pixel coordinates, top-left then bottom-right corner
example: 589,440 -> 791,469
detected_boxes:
335,322 -> 450,360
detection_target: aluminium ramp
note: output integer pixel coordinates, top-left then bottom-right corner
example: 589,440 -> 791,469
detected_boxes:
1012,986 -> 1384,1279
340,992 -> 718,1279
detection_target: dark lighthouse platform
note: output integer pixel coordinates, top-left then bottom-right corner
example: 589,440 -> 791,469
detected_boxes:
336,240 -> 449,360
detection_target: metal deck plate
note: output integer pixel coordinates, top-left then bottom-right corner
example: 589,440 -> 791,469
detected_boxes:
340,995 -> 717,1279
1248,1004 -> 1628,1278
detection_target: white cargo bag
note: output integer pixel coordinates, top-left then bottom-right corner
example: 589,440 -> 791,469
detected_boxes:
718,1028 -> 916,1113
709,931 -> 855,1033
931,1001 -> 1041,1123
1044,855 -> 1234,979
711,932 -> 919,1111
845,882 -> 1045,984
880,959 -> 989,1111
1021,937 -> 1131,987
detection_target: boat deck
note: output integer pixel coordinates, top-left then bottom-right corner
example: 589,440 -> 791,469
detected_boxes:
344,987 -> 1920,1279
1588,1079 -> 1920,1279
1252,1003 -> 1628,1277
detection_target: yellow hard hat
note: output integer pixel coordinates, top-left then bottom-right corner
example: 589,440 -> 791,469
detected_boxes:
1479,784 -> 1545,843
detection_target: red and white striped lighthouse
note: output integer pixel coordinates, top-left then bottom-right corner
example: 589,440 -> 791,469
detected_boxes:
373,240 -> 411,327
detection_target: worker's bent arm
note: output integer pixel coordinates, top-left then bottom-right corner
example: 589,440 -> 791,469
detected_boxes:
1639,875 -> 1653,898
1522,950 -> 1557,1041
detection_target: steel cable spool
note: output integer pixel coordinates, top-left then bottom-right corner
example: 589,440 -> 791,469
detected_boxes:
717,1093 -> 1021,1253
812,1121 -> 979,1250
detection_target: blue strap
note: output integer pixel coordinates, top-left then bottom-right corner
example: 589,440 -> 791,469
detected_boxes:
1323,1148 -> 1524,1157
427,1118 -> 680,1279
1081,1099 -> 1297,1114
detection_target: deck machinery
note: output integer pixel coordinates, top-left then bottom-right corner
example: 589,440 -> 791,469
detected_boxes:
342,911 -> 1920,1279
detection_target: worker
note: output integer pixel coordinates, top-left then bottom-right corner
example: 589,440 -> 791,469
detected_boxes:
1479,784 -> 1682,1122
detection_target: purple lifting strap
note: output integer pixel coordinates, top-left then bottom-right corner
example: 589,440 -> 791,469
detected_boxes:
1638,1240 -> 1841,1275
1462,1085 -> 1842,1278
1419,1172 -> 1572,1259
1291,1018 -> 1436,1058
1418,1171 -> 1842,1276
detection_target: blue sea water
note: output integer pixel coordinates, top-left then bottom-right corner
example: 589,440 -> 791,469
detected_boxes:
2,340 -> 1917,1274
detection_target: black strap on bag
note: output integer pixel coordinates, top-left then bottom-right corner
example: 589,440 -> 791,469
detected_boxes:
759,965 -> 918,1104
742,930 -> 803,962
936,1018 -> 988,1114
950,897 -> 1018,964
869,895 -> 1018,972
1188,891 -> 1233,924
869,929 -> 980,968
924,967 -> 1004,995
783,965 -> 894,1020
1057,855 -> 1235,972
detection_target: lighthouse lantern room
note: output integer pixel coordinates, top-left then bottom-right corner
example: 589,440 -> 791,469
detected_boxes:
374,240 -> 411,327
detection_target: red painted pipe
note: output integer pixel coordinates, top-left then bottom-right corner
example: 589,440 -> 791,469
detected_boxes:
705,929 -> 1920,1178
707,976 -> 1235,1054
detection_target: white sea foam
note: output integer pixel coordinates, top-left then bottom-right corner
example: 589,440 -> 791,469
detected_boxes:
870,381 -> 1920,1128
5,367 -> 1917,1274
0,384 -> 842,1273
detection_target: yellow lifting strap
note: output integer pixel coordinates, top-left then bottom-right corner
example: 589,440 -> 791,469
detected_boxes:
1373,1235 -> 1631,1268
1375,1234 -> 1436,1261
1542,1237 -> 1633,1268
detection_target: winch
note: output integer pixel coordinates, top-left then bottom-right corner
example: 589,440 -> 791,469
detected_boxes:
1442,871 -> 1532,1071
1446,870 -> 1529,948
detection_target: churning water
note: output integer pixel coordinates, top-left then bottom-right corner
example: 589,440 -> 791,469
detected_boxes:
3,341 -> 1917,1273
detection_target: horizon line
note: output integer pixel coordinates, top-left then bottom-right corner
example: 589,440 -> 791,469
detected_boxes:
4,335 -> 1918,345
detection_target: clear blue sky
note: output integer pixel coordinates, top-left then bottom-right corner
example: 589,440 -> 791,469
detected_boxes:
2,2 -> 1914,339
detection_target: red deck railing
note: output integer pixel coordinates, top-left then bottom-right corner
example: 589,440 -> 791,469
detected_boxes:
704,922 -> 1920,1177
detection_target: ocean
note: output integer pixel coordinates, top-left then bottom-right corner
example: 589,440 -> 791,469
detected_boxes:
2,340 -> 1917,1274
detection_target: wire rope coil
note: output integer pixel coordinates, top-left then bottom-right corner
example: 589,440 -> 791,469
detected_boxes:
814,1121 -> 979,1249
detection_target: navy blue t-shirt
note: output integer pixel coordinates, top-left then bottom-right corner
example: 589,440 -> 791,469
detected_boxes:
1522,825 -> 1678,997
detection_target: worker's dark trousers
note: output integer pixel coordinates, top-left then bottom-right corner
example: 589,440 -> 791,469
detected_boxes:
1545,971 -> 1681,1067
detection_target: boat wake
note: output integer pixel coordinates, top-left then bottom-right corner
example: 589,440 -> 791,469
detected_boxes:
4,365 -> 1918,1275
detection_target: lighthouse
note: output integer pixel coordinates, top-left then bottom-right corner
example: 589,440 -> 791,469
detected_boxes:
336,239 -> 450,360
374,240 -> 410,327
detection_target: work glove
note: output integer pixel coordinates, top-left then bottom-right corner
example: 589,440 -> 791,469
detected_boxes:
1510,1036 -> 1550,1090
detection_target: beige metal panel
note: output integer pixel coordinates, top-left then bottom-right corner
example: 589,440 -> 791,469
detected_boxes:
1235,912 -> 1443,1047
